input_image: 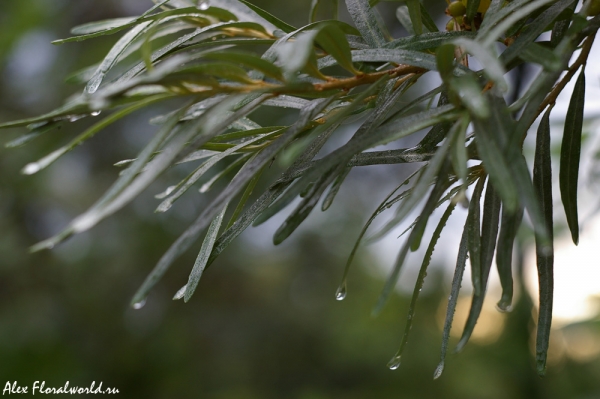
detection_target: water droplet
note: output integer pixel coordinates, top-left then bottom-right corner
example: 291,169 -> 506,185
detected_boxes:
91,111 -> 101,116
387,355 -> 401,370
198,0 -> 210,10
114,159 -> 135,167
496,301 -> 513,313
22,162 -> 41,175
199,183 -> 211,193
541,245 -> 552,257
156,201 -> 172,213
68,114 -> 86,122
335,282 -> 347,301
133,299 -> 146,310
433,362 -> 444,379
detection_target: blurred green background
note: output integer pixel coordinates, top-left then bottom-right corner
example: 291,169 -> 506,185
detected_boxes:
1,1 -> 600,398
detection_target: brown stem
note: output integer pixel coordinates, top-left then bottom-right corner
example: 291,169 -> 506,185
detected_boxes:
537,35 -> 596,114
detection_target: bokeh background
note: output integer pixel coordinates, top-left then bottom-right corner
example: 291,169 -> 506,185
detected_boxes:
1,0 -> 600,398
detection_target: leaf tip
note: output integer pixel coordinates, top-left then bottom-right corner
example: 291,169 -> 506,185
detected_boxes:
433,362 -> 444,379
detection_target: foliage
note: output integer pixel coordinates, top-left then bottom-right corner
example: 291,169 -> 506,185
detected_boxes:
1,0 -> 599,378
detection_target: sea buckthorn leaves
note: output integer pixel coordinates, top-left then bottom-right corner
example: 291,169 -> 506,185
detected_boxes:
345,0 -> 387,47
237,0 -> 297,33
435,218 -> 469,379
560,70 -> 585,245
533,107 -> 554,377
388,200 -> 457,371
1,0 -> 598,378
456,179 -> 501,352
496,205 -> 523,312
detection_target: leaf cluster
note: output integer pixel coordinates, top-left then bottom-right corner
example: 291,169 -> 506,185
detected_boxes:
2,0 -> 599,377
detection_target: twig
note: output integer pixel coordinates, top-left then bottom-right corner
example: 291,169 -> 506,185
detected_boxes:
537,35 -> 595,114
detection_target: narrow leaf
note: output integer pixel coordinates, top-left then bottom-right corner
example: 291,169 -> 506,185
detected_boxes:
465,0 -> 481,23
237,0 -> 297,33
316,24 -> 362,74
560,70 -> 584,245
182,203 -> 229,302
495,205 -> 523,312
467,176 -> 486,296
85,22 -> 152,93
310,0 -> 321,22
533,107 -> 554,376
395,5 -> 414,35
345,0 -> 387,48
405,0 -> 423,35
419,2 -> 439,32
388,201 -> 456,371
372,164 -> 451,315
435,218 -> 469,379
456,180 -> 501,352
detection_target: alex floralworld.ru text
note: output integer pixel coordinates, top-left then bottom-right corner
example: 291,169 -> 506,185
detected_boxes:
3,381 -> 119,395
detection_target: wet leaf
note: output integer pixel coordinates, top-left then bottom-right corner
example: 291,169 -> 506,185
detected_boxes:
181,203 -> 229,302
467,176 -> 486,296
456,179 -> 501,352
560,70 -> 585,245
389,201 -> 456,371
496,205 -> 523,312
345,0 -> 387,48
534,107 -> 554,376
435,218 -> 469,379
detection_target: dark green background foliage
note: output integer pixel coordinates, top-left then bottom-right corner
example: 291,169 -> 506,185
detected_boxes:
1,0 -> 600,397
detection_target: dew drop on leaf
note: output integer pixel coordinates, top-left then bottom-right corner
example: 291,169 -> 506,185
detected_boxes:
335,282 -> 347,301
68,114 -> 86,122
22,162 -> 41,175
433,362 -> 444,379
133,299 -> 146,310
387,355 -> 401,370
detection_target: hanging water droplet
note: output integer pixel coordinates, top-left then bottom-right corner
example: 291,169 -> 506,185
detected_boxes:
198,0 -> 210,10
495,301 -> 513,313
132,299 -> 146,310
199,183 -> 211,193
22,162 -> 41,175
91,111 -> 101,116
433,362 -> 444,379
335,282 -> 347,301
387,355 -> 401,370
